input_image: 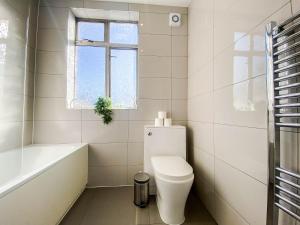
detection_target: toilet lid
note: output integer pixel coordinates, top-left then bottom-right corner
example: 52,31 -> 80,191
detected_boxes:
151,156 -> 193,181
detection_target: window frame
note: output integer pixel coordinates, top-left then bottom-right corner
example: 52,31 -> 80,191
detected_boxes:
75,18 -> 139,109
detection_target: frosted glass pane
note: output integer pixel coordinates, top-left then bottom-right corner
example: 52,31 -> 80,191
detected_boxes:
111,49 -> 137,108
78,21 -> 104,41
75,46 -> 105,107
110,22 -> 138,45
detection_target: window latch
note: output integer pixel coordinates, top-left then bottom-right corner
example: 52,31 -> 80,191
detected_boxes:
81,39 -> 95,44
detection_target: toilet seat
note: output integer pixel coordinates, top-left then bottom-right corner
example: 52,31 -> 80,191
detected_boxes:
151,156 -> 193,182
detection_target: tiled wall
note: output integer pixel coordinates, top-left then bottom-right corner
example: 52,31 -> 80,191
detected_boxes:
34,0 -> 188,186
188,0 -> 300,225
0,0 -> 38,152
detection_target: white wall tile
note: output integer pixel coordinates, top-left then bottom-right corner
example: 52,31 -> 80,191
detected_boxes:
129,3 -> 187,14
193,174 -> 215,217
82,109 -> 129,121
84,1 -> 129,10
0,122 -> 23,152
213,76 -> 267,128
193,147 -> 214,185
36,75 -> 66,98
139,34 -> 171,56
213,41 -> 265,89
23,121 -> 33,146
188,27 -> 213,67
88,166 -> 127,187
214,124 -> 268,184
25,71 -> 35,97
129,99 -> 171,120
172,57 -> 187,78
24,96 -> 34,121
292,0 -> 300,14
38,7 -> 69,29
188,121 -> 214,154
213,0 -> 289,55
172,35 -> 188,57
139,13 -> 170,35
215,194 -> 249,225
215,159 -> 267,225
37,29 -> 67,51
82,121 -> 128,144
173,120 -> 187,126
0,93 -> 24,122
172,78 -> 187,99
35,97 -> 81,121
188,92 -> 213,123
128,142 -> 144,165
37,51 -> 66,75
128,121 -> 151,142
139,78 -> 171,100
188,0 -> 213,66
88,143 -> 127,166
27,47 -> 36,73
0,67 -> 24,94
139,56 -> 171,78
40,0 -> 83,8
171,100 -> 187,120
34,121 -> 81,144
188,62 -> 213,97
0,0 -> 38,151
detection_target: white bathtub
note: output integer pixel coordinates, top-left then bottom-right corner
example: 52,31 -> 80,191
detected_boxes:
0,143 -> 88,225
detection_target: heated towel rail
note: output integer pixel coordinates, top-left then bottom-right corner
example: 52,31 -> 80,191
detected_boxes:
266,12 -> 300,224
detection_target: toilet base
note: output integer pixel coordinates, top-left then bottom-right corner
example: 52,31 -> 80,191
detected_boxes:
155,175 -> 194,225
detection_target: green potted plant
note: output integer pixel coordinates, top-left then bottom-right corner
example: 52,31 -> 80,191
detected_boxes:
94,97 -> 113,125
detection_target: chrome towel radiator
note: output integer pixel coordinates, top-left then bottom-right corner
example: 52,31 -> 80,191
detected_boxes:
266,12 -> 300,224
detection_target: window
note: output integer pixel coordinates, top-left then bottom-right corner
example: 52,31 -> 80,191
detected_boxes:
74,20 -> 138,109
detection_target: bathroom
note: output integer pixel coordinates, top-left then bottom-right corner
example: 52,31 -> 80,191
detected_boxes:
0,0 -> 300,224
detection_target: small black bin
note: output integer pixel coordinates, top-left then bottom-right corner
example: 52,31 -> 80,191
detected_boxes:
134,172 -> 150,208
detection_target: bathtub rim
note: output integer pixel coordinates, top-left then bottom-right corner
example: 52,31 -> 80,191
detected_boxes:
0,143 -> 88,199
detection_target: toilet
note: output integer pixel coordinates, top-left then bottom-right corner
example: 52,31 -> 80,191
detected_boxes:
144,125 -> 194,225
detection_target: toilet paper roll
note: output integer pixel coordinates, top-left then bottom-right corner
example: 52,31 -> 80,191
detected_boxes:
155,118 -> 164,127
158,111 -> 167,119
164,118 -> 172,127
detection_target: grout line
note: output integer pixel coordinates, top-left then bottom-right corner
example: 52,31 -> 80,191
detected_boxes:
38,27 -> 67,31
188,120 -> 267,130
214,192 -> 251,225
211,0 -> 216,211
214,156 -> 267,186
86,184 -> 133,189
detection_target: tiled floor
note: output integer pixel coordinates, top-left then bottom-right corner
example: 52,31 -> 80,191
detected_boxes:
60,187 -> 217,225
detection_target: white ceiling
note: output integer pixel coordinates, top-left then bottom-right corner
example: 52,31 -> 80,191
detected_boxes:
96,0 -> 191,7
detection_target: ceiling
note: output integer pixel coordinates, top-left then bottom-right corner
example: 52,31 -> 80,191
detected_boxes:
95,0 -> 191,7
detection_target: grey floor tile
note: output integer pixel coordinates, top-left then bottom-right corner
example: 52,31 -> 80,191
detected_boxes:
184,194 -> 216,224
149,196 -> 164,224
60,187 -> 216,225
60,189 -> 94,225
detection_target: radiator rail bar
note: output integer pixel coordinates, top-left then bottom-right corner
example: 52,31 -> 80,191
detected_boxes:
266,11 -> 300,225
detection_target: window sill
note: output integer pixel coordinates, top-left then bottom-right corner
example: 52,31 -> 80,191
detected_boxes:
68,106 -> 137,110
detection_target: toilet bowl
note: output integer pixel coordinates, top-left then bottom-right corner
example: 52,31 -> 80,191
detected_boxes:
151,156 -> 194,225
